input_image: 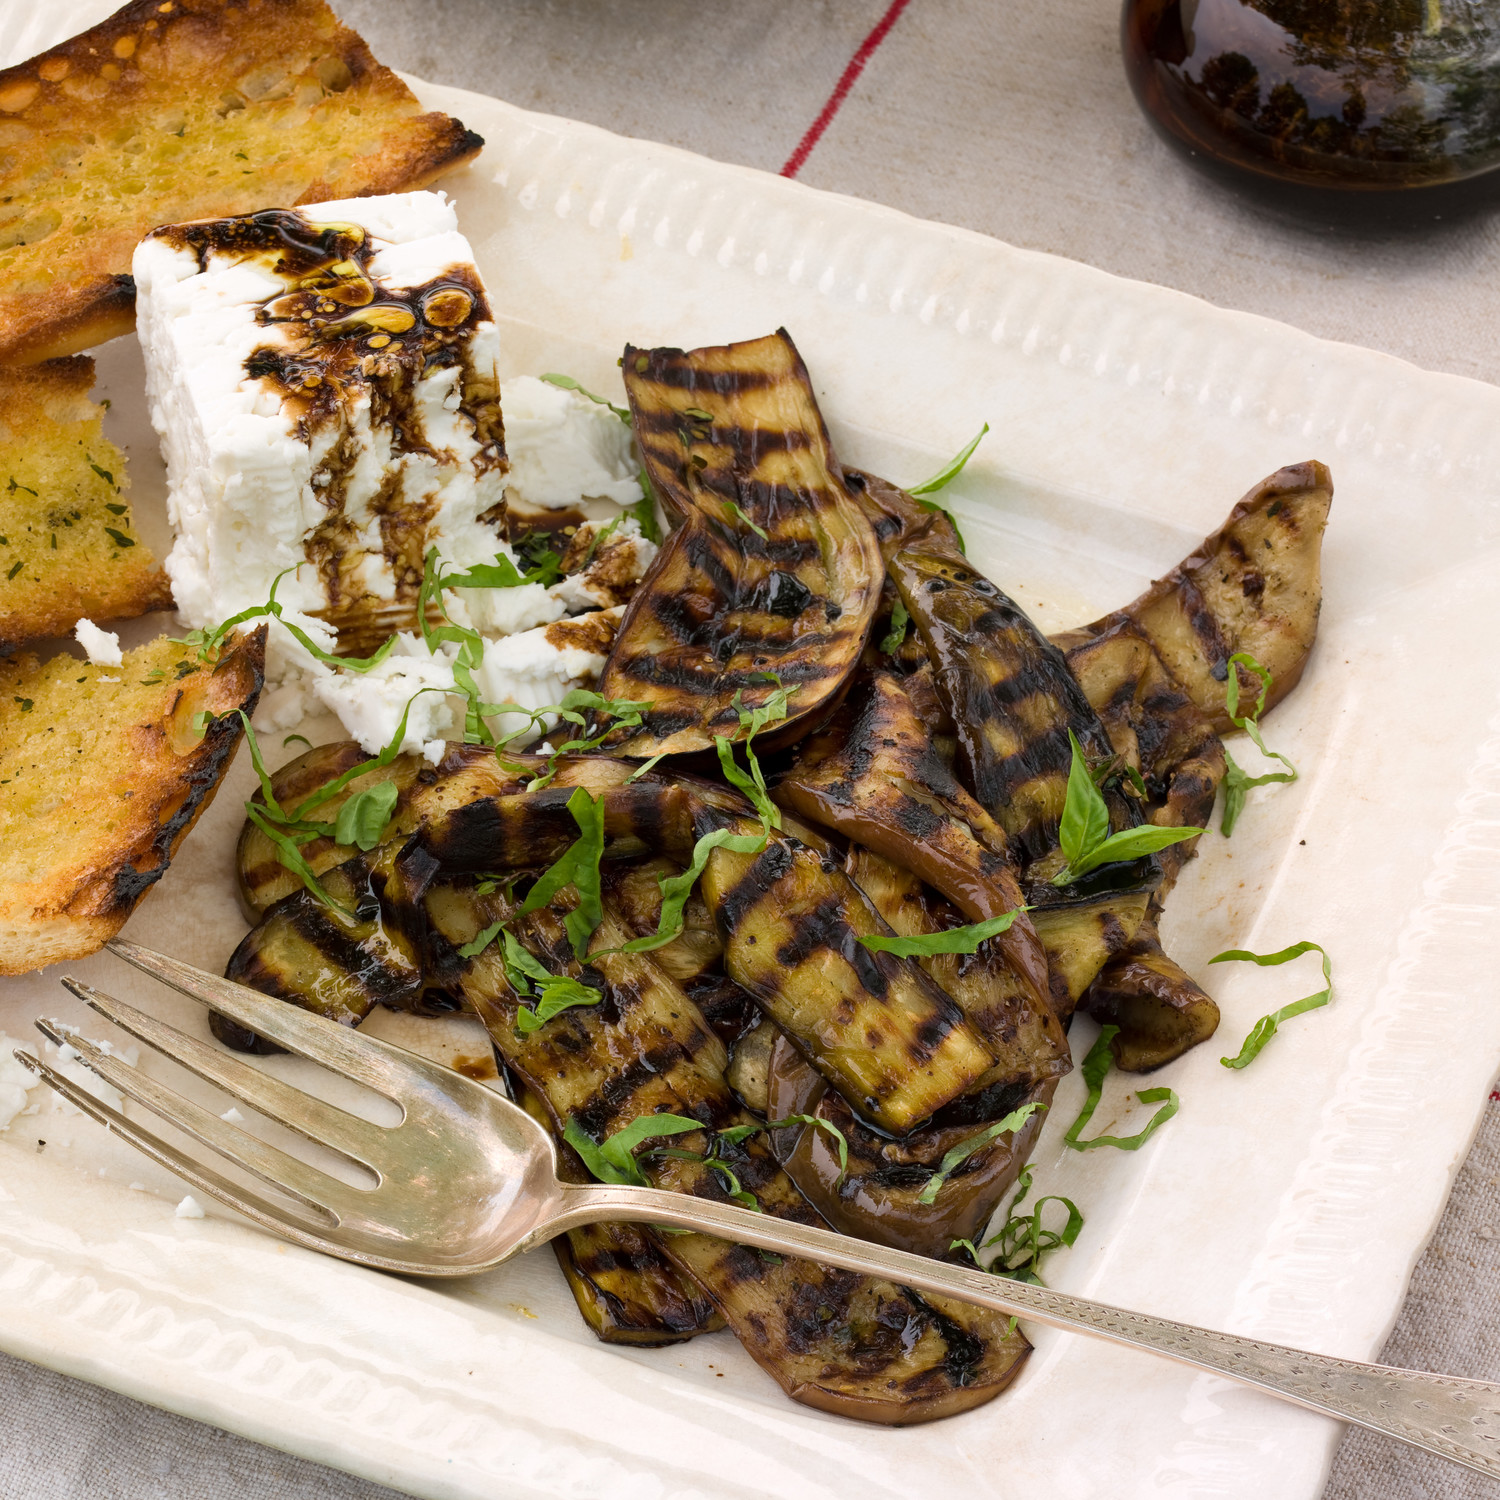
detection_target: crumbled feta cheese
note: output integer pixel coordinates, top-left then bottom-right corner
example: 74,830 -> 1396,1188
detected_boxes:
74,618 -> 124,667
0,1035 -> 37,1132
175,1195 -> 206,1219
309,638 -> 460,757
220,1107 -> 245,1124
473,611 -> 619,745
549,524 -> 658,614
501,376 -> 642,510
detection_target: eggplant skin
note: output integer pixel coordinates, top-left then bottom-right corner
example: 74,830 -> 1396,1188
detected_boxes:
598,330 -> 884,757
1070,461 -> 1331,733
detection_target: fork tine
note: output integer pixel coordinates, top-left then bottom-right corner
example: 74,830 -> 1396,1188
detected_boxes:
33,1020 -> 363,1220
12,1049 -> 346,1248
105,939 -> 414,1095
60,977 -> 390,1167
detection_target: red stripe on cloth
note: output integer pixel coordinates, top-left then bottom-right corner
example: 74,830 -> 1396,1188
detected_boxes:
781,0 -> 913,179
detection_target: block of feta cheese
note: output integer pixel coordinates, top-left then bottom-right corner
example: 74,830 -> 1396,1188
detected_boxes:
134,191 -> 507,648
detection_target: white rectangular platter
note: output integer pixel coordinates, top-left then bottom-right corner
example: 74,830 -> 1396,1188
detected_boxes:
7,22 -> 1500,1499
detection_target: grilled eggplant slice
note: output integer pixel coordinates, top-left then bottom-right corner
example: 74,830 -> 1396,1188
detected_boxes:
437,896 -> 1031,1422
766,1032 -> 1053,1258
1067,461 -> 1331,733
844,847 -> 1069,1092
506,1066 -> 724,1346
1078,921 -> 1220,1072
1057,617 -> 1227,1068
776,669 -> 1053,1014
219,840 -> 430,1052
887,518 -> 1139,885
597,330 -> 883,756
699,812 -> 997,1134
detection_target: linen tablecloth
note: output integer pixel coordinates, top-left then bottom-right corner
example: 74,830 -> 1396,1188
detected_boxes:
4,1 -> 1500,1495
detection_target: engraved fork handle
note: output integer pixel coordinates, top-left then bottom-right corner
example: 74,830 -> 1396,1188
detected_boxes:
544,1184 -> 1500,1476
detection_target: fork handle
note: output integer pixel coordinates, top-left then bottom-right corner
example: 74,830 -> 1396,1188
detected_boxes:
546,1183 -> 1500,1477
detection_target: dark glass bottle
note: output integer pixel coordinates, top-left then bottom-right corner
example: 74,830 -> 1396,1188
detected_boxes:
1122,0 -> 1500,230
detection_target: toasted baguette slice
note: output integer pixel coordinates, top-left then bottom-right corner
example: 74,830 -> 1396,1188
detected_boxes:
0,356 -> 170,648
0,0 -> 483,364
0,626 -> 266,974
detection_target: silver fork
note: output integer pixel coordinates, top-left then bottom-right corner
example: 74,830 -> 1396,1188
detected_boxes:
14,938 -> 1500,1474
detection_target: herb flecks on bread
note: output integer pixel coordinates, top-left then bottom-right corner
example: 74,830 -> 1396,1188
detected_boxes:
0,357 -> 170,649
0,626 -> 266,974
0,0 -> 484,364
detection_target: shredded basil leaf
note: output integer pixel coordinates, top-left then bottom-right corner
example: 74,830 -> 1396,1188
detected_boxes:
333,779 -> 399,852
244,801 -> 350,917
540,372 -> 631,423
624,488 -> 661,545
917,1101 -> 1044,1205
190,709 -> 218,740
282,733 -> 313,750
1051,730 -> 1201,886
489,687 -> 650,787
880,596 -> 910,656
1212,940 -> 1332,1068
904,422 -> 988,554
515,974 -> 601,1035
717,1114 -> 851,1185
909,423 -> 989,497
509,786 -> 606,958
626,752 -> 667,783
201,568 -> 397,673
1220,651 -> 1299,836
952,1162 -> 1084,1284
721,500 -> 768,540
859,908 -> 1025,957
1063,1025 -> 1180,1150
565,1112 -> 704,1187
458,919 -> 505,960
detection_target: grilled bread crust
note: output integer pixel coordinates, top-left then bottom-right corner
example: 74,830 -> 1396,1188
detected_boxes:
0,626 -> 266,973
0,0 -> 483,365
0,356 -> 171,647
